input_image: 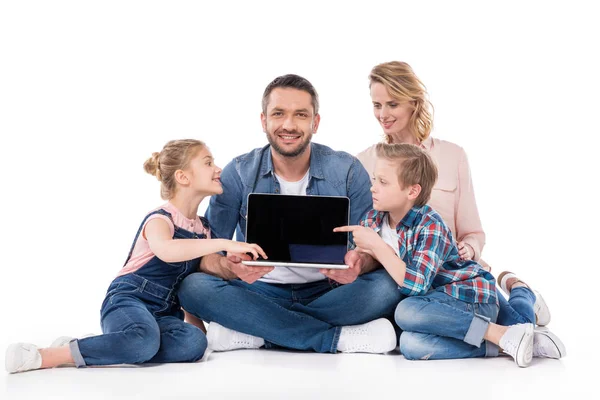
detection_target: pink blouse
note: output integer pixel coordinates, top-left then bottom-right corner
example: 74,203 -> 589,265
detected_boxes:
356,136 -> 485,261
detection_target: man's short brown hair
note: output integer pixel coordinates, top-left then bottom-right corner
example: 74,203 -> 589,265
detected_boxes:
262,74 -> 319,115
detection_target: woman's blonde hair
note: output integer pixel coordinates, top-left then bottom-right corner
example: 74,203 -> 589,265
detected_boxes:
375,142 -> 438,207
143,139 -> 206,200
369,61 -> 434,143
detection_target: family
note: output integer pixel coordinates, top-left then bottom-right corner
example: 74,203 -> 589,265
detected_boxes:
6,61 -> 566,373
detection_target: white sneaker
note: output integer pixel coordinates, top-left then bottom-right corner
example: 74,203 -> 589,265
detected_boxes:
50,333 -> 95,348
5,343 -> 42,373
533,327 -> 566,359
533,290 -> 551,326
499,323 -> 534,367
337,318 -> 396,354
206,322 -> 264,352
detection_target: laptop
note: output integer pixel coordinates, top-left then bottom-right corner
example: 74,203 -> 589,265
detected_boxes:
241,193 -> 350,269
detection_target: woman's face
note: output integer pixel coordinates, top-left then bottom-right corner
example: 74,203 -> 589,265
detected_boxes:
370,82 -> 414,139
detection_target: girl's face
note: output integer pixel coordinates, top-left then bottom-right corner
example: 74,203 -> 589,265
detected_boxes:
186,147 -> 223,195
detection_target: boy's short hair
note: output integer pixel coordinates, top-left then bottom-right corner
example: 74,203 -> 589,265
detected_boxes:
375,143 -> 438,207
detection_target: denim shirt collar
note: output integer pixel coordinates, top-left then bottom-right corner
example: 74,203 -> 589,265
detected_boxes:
259,143 -> 325,180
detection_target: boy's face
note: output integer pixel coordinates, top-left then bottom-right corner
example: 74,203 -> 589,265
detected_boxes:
371,158 -> 415,213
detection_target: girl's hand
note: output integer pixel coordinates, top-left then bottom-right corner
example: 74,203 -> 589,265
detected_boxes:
224,241 -> 268,261
457,241 -> 473,260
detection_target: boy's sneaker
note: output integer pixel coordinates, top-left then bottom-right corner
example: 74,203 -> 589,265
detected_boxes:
499,323 -> 534,367
497,271 -> 551,326
533,327 -> 566,359
206,322 -> 264,352
337,318 -> 396,354
5,343 -> 42,373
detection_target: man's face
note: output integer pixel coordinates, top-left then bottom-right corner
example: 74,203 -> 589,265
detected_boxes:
261,88 -> 320,158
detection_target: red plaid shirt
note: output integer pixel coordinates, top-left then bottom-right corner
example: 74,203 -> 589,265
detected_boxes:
360,205 -> 497,304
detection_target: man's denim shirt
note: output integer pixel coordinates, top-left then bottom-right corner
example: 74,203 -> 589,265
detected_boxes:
206,142 -> 373,242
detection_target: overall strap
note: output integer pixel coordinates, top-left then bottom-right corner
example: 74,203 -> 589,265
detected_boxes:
123,209 -> 174,266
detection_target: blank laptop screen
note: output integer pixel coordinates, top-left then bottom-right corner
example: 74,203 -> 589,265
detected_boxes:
245,194 -> 349,264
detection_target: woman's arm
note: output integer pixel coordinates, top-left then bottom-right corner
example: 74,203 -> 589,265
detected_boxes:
455,148 -> 486,260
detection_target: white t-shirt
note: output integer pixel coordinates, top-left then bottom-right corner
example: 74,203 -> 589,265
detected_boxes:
259,170 -> 327,284
380,215 -> 400,257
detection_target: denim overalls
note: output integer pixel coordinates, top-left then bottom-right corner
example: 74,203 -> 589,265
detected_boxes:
69,209 -> 208,367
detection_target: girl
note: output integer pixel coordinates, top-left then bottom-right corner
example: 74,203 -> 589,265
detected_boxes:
6,139 -> 267,373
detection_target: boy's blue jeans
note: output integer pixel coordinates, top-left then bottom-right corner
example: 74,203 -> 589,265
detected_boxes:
395,290 -> 499,360
179,269 -> 403,353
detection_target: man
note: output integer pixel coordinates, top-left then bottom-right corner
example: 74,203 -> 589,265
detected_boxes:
178,74 -> 403,353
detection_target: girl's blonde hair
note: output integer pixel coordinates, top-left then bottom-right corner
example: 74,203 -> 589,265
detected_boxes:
369,61 -> 434,144
375,142 -> 438,207
143,139 -> 206,200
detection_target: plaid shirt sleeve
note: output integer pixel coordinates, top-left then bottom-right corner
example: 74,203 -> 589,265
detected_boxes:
399,219 -> 453,297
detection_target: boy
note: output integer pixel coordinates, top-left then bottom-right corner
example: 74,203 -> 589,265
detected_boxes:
334,143 -> 534,367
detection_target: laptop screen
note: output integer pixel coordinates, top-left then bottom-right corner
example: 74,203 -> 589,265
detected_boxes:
245,194 -> 350,265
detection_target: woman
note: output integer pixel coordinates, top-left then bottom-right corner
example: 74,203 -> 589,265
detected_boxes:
357,61 -> 565,360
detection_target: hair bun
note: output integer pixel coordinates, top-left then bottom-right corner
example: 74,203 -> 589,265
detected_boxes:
143,152 -> 162,181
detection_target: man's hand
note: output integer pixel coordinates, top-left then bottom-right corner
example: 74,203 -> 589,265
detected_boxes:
221,252 -> 273,284
319,249 -> 363,284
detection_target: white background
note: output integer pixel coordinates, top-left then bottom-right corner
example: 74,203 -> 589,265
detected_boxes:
1,1 -> 598,399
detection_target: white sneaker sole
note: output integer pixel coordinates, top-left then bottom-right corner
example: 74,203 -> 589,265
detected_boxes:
5,343 -> 19,373
534,291 -> 551,326
515,324 -> 534,368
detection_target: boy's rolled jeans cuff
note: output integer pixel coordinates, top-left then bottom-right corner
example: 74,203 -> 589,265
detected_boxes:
69,339 -> 87,368
464,312 -> 491,347
486,341 -> 499,357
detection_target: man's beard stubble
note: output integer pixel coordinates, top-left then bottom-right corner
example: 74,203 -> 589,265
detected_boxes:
266,129 -> 312,158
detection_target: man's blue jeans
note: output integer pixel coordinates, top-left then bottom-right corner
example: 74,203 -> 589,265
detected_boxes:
395,290 -> 499,360
178,269 -> 403,353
